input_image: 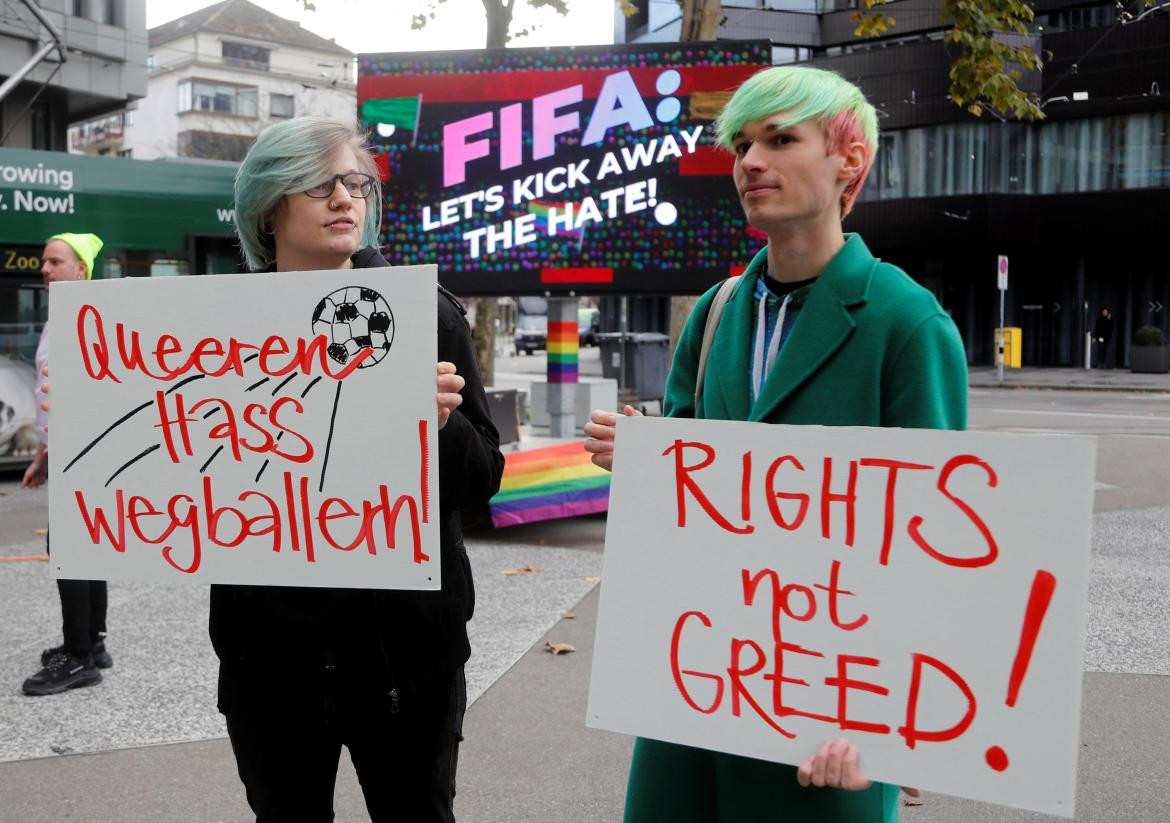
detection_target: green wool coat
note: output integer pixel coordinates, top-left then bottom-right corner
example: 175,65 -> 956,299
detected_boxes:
624,234 -> 968,823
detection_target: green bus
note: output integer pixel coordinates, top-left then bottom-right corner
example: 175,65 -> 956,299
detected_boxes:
0,146 -> 243,366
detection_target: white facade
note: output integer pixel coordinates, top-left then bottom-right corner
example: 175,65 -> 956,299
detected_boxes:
71,17 -> 354,159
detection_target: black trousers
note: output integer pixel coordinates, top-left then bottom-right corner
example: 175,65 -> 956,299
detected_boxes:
47,532 -> 107,657
58,579 -> 107,656
226,666 -> 466,823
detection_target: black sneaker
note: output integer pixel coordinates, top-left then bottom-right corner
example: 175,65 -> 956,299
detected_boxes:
41,639 -> 112,669
23,652 -> 102,696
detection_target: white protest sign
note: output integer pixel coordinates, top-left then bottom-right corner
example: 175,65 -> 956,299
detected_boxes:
587,417 -> 1095,817
48,266 -> 439,590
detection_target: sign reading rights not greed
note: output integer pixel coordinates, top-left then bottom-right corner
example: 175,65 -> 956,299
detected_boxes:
47,266 -> 440,590
587,417 -> 1095,817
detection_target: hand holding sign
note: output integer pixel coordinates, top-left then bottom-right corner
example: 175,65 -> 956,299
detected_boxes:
795,738 -> 921,797
436,361 -> 464,430
582,404 -> 641,471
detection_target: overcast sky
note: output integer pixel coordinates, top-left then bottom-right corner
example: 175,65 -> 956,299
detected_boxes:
145,0 -> 614,54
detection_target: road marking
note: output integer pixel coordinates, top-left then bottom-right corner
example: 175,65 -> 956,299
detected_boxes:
989,409 -> 1170,422
1094,482 -> 1118,491
0,554 -> 48,563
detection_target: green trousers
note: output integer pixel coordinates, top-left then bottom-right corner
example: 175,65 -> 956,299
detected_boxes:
623,738 -> 900,823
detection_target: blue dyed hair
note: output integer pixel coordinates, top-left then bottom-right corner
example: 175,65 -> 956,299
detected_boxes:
234,117 -> 381,270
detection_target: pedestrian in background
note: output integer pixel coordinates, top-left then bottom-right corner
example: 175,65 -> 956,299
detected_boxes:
1094,307 -> 1114,368
21,232 -> 114,697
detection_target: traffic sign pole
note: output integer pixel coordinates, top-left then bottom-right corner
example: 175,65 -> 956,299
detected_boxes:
997,255 -> 1008,384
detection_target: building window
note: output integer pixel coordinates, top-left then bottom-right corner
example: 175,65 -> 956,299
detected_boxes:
177,130 -> 256,161
855,110 -> 1170,204
150,259 -> 189,277
270,93 -> 294,119
178,80 -> 259,118
94,0 -> 117,25
623,0 -> 649,40
64,0 -> 80,15
118,148 -> 132,158
222,41 -> 271,71
147,53 -> 156,72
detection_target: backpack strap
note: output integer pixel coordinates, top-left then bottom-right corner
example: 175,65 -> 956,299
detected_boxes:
694,275 -> 742,412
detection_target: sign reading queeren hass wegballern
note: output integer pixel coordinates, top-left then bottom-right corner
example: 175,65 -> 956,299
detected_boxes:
48,266 -> 439,590
587,417 -> 1095,818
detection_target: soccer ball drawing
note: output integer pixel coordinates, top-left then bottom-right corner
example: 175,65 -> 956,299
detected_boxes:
312,286 -> 394,368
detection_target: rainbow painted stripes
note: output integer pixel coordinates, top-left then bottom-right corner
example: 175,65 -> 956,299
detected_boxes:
547,319 -> 579,383
489,442 -> 610,527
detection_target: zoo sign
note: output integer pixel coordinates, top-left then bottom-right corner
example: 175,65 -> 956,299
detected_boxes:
47,266 -> 440,590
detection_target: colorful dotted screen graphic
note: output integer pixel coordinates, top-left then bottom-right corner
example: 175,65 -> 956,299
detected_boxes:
358,42 -> 771,295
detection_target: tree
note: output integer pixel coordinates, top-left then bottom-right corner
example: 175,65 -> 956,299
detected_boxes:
855,0 -> 1045,120
855,0 -> 1154,120
411,0 -> 571,386
412,0 -> 570,48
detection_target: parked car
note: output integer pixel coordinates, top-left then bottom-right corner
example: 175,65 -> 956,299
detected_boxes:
514,312 -> 547,354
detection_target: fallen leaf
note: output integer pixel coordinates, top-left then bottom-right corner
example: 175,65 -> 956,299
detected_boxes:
500,564 -> 545,576
32,528 -> 48,536
562,611 -> 576,619
538,539 -> 547,545
585,576 -> 600,584
545,641 -> 576,655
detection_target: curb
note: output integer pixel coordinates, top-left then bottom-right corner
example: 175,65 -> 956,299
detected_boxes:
969,382 -> 1170,394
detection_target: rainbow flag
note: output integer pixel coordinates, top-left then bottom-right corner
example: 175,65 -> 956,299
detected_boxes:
528,200 -> 584,244
489,442 -> 610,527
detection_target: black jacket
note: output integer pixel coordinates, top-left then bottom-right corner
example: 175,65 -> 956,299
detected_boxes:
209,247 -> 504,711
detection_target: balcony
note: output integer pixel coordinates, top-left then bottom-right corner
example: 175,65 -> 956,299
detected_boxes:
70,114 -> 126,150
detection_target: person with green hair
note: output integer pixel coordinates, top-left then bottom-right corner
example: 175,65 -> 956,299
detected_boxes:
22,232 -> 115,697
585,65 -> 967,821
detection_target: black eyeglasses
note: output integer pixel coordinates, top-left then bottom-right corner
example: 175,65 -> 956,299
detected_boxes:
304,173 -> 375,199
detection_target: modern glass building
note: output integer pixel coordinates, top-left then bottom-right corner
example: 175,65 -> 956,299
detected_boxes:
620,0 -> 1170,366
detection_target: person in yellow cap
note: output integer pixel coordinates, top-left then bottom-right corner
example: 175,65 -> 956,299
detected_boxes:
21,232 -> 114,696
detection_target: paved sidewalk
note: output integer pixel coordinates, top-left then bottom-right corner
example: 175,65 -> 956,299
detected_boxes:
4,351 -> 1170,821
969,366 -> 1170,393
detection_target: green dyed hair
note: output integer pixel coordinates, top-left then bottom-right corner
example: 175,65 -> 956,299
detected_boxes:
716,66 -> 879,217
234,117 -> 381,271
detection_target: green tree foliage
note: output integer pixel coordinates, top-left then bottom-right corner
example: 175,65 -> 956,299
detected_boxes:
854,0 -> 1156,121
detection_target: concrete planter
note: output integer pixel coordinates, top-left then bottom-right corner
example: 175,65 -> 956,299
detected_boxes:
1130,345 -> 1170,373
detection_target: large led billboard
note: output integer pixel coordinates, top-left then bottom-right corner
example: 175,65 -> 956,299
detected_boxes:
357,42 -> 771,296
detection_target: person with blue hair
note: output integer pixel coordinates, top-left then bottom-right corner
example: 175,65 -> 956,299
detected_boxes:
585,65 -> 966,821
212,116 -> 503,822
